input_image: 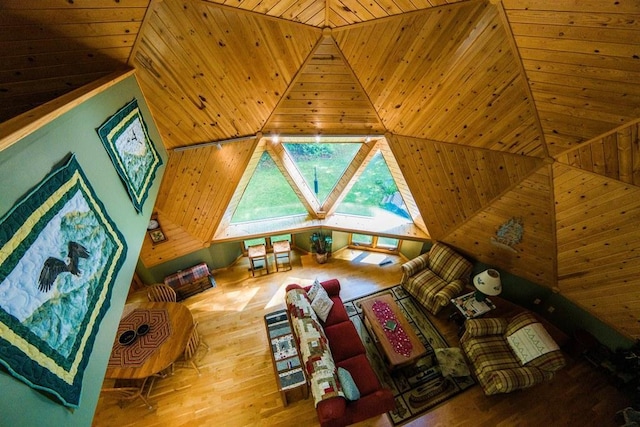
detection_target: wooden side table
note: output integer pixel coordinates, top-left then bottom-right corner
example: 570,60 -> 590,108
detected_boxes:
451,291 -> 496,320
264,309 -> 308,406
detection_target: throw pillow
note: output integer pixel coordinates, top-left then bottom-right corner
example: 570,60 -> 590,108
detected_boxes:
311,286 -> 334,322
307,278 -> 322,301
337,367 -> 360,401
434,347 -> 470,377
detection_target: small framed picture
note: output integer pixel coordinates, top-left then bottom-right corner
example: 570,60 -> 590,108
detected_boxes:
148,229 -> 167,244
147,214 -> 167,244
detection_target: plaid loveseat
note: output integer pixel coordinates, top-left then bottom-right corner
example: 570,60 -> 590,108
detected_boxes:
460,312 -> 566,395
400,242 -> 472,314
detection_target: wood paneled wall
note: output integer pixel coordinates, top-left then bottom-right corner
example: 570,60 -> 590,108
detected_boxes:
390,134 -> 543,239
0,0 -> 148,122
554,163 -> 640,339
202,0 -> 466,28
556,119 -> 640,186
446,165 -> 556,287
263,35 -> 385,135
503,0 -> 640,155
334,1 -> 545,156
132,0 -> 320,149
154,136 -> 259,246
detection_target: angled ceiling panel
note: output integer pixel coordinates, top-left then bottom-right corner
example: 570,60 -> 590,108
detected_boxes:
389,134 -> 544,239
203,0 -> 326,27
0,0 -> 146,122
445,164 -> 556,287
264,35 -> 385,135
555,120 -> 640,187
131,1 -> 321,148
554,163 -> 640,340
335,2 -> 545,155
155,137 -> 260,243
503,0 -> 640,156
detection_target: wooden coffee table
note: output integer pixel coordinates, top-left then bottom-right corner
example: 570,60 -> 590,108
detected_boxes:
360,293 -> 426,369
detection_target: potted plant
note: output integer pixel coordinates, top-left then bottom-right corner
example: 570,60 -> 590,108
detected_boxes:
310,231 -> 332,264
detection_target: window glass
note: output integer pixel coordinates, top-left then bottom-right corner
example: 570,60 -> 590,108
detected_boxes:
283,143 -> 360,204
232,152 -> 307,223
352,233 -> 373,246
377,236 -> 399,250
336,151 -> 411,222
244,237 -> 266,248
270,233 -> 291,243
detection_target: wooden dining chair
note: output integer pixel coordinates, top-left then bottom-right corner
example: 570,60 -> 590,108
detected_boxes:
101,377 -> 154,410
147,283 -> 177,302
179,321 -> 209,375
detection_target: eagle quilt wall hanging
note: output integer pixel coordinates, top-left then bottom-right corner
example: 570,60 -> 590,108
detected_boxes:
0,154 -> 127,408
97,98 -> 162,214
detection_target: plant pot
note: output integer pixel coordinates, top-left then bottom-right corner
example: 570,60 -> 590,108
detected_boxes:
315,252 -> 328,264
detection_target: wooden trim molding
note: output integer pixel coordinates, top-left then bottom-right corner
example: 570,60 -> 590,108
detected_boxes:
0,68 -> 135,152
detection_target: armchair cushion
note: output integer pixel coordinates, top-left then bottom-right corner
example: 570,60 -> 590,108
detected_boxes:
464,317 -> 509,338
489,367 -> 548,394
427,242 -> 473,283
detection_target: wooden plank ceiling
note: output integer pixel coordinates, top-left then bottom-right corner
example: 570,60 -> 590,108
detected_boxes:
1,0 -> 640,339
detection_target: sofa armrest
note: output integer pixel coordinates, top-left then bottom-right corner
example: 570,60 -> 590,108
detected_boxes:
401,252 -> 430,281
322,279 -> 341,297
317,396 -> 347,425
462,317 -> 509,339
488,367 -> 548,394
434,279 -> 466,307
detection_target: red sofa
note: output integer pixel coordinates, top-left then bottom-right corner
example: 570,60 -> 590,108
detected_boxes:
286,279 -> 395,427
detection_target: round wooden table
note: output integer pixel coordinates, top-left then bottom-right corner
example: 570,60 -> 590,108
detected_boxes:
105,301 -> 194,379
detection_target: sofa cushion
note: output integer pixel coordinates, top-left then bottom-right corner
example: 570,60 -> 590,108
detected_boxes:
338,354 -> 382,396
311,286 -> 334,322
337,367 -> 360,401
324,321 -> 366,362
323,294 -> 350,327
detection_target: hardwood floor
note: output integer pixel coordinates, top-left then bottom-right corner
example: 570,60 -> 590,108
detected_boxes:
92,250 -> 631,427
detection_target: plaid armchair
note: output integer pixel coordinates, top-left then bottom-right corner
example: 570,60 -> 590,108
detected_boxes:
400,242 -> 472,314
460,312 -> 566,395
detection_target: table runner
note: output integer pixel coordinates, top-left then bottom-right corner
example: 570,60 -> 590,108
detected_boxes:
371,300 -> 413,357
108,308 -> 171,368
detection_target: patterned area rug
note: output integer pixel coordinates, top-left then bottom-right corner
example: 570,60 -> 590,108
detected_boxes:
344,286 -> 475,425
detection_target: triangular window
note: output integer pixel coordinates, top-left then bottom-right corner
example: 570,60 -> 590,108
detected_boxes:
283,143 -> 361,204
336,150 -> 411,221
231,152 -> 307,223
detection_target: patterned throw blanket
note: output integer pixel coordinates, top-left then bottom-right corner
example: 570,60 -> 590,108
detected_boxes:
285,288 -> 344,406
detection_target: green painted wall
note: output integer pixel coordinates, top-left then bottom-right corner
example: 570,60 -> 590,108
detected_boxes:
0,75 -> 166,426
140,241 -> 243,284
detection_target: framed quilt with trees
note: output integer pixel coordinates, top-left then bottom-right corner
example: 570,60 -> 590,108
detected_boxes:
97,98 -> 163,214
